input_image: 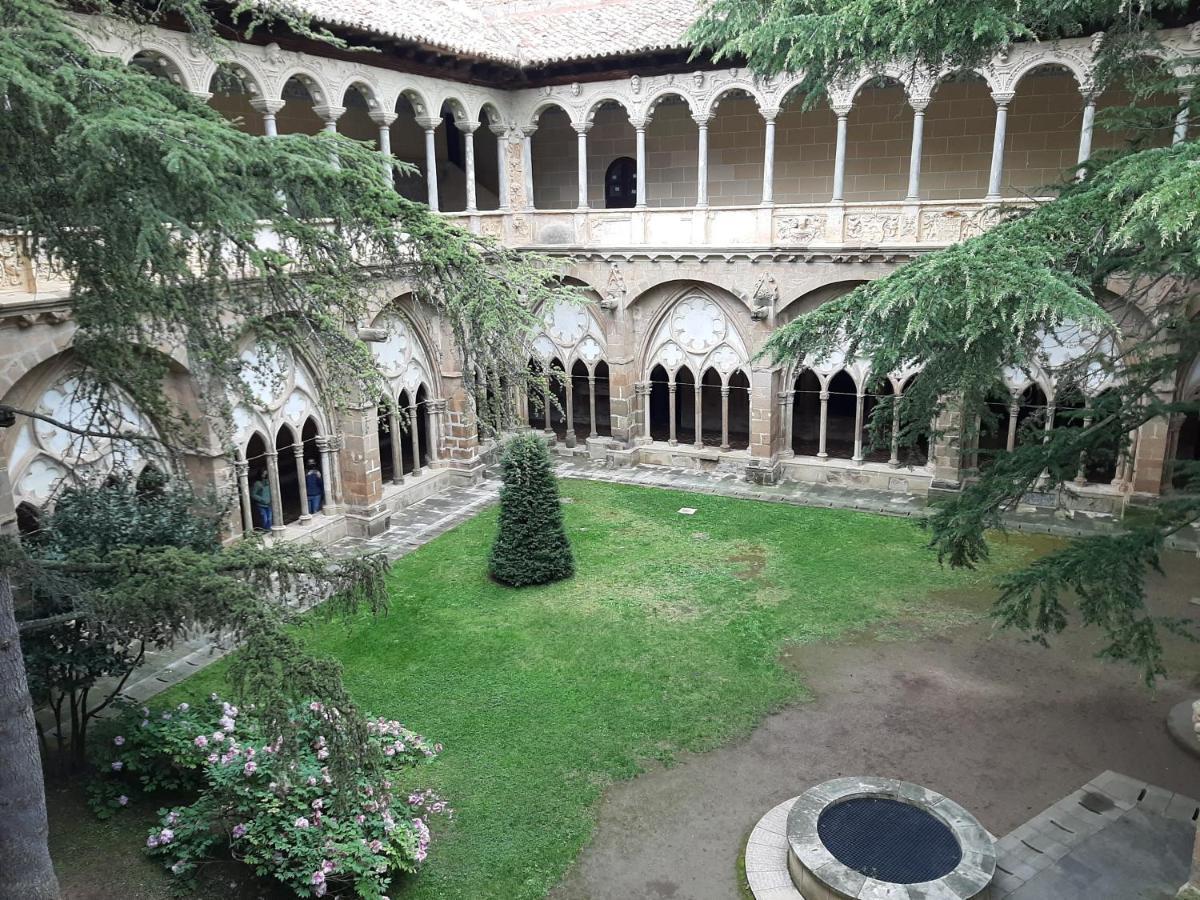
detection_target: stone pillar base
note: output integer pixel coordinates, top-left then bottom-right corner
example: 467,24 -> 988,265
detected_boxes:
342,503 -> 391,538
585,436 -> 610,462
745,457 -> 781,485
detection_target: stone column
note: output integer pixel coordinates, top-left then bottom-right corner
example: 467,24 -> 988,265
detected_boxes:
416,115 -> 441,211
409,401 -> 423,476
906,99 -> 928,201
235,454 -> 253,533
588,374 -> 598,438
315,436 -> 336,514
265,450 -> 285,532
1174,89 -> 1192,145
639,382 -> 652,442
370,110 -> 398,183
889,401 -> 901,468
522,128 -> 536,210
720,386 -> 731,451
294,444 -> 310,522
250,98 -> 285,137
780,389 -> 795,457
426,401 -> 443,463
638,118 -> 648,208
693,385 -> 704,450
542,383 -> 552,434
463,122 -> 479,212
1007,396 -> 1020,451
694,115 -> 711,208
761,109 -> 778,205
831,105 -> 851,202
564,377 -> 577,448
668,379 -> 678,446
493,125 -> 511,210
986,92 -> 1013,201
574,122 -> 591,210
1077,95 -> 1097,165
817,389 -> 830,458
313,104 -> 346,170
327,434 -> 345,507
852,390 -> 866,462
388,408 -> 404,483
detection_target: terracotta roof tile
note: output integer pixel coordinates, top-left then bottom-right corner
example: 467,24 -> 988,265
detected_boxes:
284,0 -> 701,66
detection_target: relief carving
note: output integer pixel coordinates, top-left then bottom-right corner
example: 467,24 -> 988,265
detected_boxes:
919,210 -> 965,243
962,205 -> 1002,239
845,213 -> 901,243
0,235 -> 31,293
776,214 -> 824,244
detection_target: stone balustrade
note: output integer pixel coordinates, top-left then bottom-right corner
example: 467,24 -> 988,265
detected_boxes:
446,198 -> 1020,249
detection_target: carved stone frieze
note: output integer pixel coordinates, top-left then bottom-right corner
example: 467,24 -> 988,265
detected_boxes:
776,214 -> 825,244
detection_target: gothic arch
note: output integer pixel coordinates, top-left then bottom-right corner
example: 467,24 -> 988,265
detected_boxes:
273,68 -> 331,106
2,354 -> 167,512
636,283 -> 753,381
369,298 -> 442,405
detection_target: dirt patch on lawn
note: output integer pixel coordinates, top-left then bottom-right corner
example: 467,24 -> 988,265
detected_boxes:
550,550 -> 1200,900
727,545 -> 767,581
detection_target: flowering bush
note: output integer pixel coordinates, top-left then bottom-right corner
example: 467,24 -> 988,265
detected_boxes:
90,694 -> 449,898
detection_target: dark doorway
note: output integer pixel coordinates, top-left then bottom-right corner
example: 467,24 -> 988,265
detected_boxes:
605,157 -> 637,209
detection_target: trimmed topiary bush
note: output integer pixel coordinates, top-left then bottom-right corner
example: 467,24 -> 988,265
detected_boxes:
489,434 -> 574,586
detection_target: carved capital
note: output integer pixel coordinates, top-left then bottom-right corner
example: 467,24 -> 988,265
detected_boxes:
414,115 -> 442,131
312,104 -> 346,124
691,113 -> 713,127
249,98 -> 285,116
572,121 -> 593,135
368,110 -> 399,127
760,107 -> 780,123
831,103 -> 853,117
991,91 -> 1015,107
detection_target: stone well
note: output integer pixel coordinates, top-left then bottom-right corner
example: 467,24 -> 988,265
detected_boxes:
786,777 -> 996,900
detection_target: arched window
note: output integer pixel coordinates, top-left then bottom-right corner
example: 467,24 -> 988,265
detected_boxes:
792,370 -> 822,456
649,364 -> 671,442
605,157 -> 637,209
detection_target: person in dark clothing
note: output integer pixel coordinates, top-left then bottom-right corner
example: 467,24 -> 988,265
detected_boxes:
305,462 -> 323,515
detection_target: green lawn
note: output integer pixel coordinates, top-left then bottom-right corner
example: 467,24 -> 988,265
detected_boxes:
58,479 -> 1035,900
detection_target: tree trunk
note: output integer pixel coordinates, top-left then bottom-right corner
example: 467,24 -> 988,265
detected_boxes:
0,572 -> 61,898
0,448 -> 60,899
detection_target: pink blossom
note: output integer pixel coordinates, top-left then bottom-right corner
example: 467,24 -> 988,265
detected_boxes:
207,753 -> 218,764
113,735 -> 125,747
177,702 -> 189,712
294,817 -> 310,829
232,823 -> 247,839
158,829 -> 174,845
194,735 -> 208,748
311,870 -> 325,886
369,839 -> 383,853
211,731 -> 225,743
243,760 -> 257,776
117,795 -> 129,806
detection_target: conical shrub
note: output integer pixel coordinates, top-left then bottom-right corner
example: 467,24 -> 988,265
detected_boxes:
488,434 -> 574,587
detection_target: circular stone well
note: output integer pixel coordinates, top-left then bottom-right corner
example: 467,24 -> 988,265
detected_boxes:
786,777 -> 996,900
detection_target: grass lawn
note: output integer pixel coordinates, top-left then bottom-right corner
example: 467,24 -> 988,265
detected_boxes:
51,479 -> 1037,899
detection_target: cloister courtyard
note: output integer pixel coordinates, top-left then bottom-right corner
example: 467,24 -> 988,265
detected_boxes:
43,476 -> 1200,900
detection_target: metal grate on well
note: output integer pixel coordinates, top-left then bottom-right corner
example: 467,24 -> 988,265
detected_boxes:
817,796 -> 962,884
